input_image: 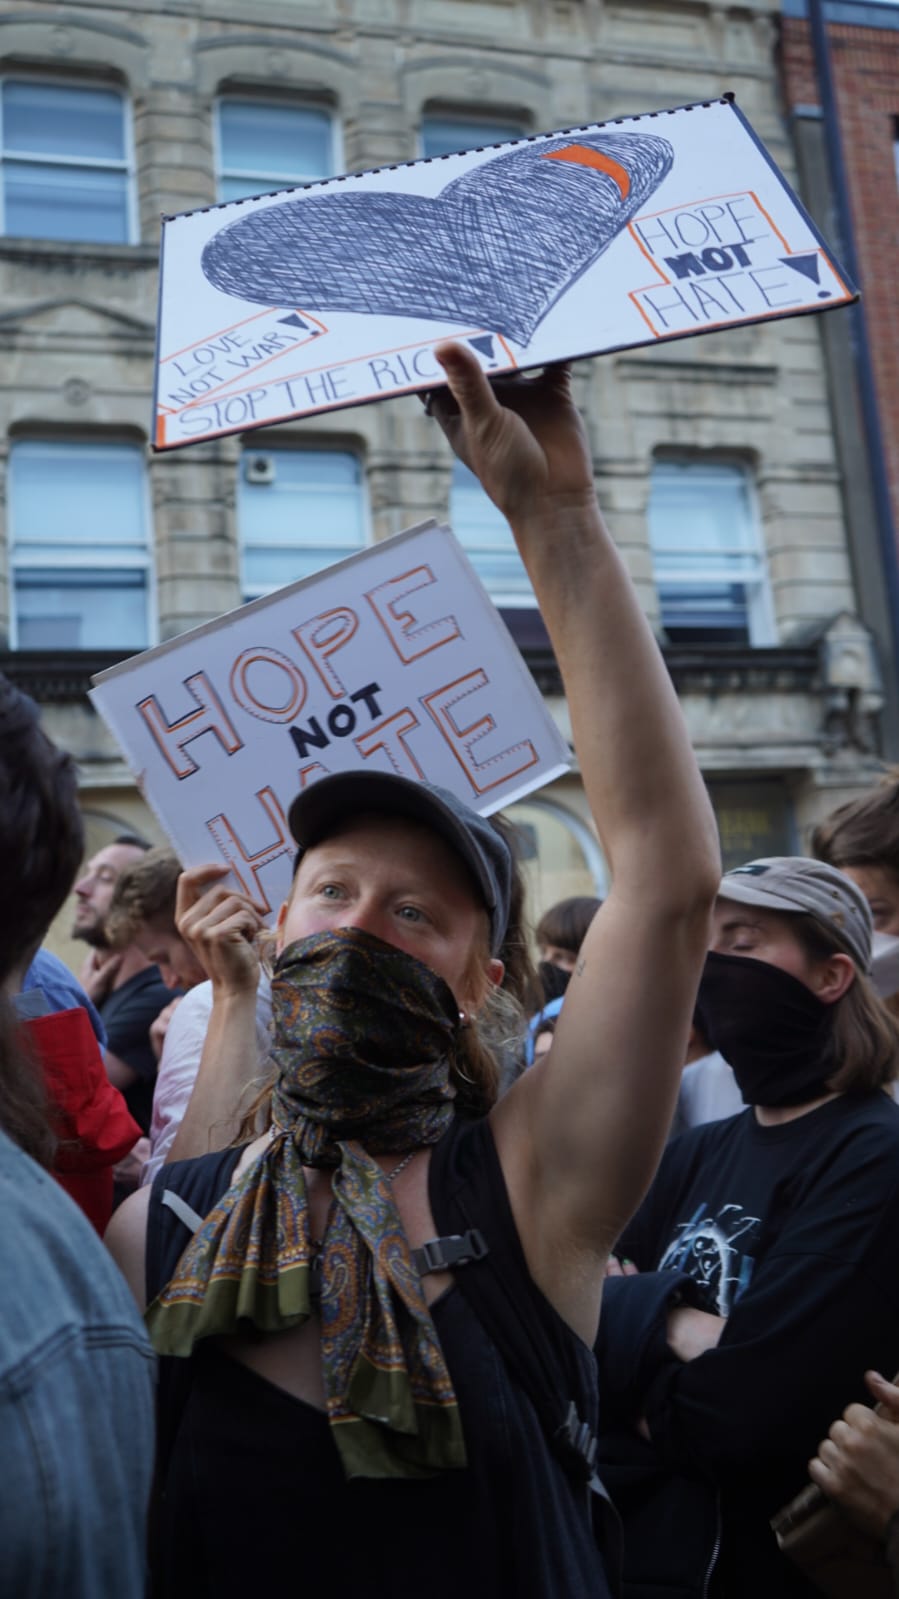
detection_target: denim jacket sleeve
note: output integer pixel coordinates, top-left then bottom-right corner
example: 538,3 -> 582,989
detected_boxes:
0,1129 -> 156,1598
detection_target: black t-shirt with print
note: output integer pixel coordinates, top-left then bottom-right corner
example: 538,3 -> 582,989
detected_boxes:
100,966 -> 179,1133
625,1107 -> 785,1317
620,1093 -> 899,1328
603,1091 -> 899,1596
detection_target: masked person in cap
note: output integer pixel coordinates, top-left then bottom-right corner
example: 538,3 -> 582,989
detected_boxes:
525,894 -> 602,1065
106,342 -> 721,1599
597,856 -> 899,1599
813,776 -> 899,1034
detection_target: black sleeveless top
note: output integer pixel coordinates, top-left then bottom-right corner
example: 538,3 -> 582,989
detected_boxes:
146,1117 -> 613,1599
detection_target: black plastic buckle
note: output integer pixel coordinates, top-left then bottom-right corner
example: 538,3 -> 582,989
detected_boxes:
553,1400 -> 599,1482
412,1229 -> 489,1276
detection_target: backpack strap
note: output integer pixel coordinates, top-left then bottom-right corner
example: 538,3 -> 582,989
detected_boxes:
428,1116 -> 601,1485
428,1117 -> 621,1593
160,1189 -> 205,1235
411,1228 -> 488,1275
145,1144 -> 244,1306
146,1141 -> 247,1582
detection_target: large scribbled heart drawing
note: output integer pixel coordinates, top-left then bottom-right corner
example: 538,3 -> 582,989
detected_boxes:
201,133 -> 674,347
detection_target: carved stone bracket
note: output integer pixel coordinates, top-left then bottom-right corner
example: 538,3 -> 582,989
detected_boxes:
814,611 -> 885,756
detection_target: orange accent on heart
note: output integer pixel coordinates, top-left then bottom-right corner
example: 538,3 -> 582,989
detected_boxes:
541,144 -> 631,200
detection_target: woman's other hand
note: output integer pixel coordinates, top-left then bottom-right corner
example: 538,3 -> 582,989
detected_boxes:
426,341 -> 595,532
808,1370 -> 899,1540
666,1306 -> 726,1363
149,997 -> 183,1061
175,865 -> 264,996
605,1255 -> 640,1278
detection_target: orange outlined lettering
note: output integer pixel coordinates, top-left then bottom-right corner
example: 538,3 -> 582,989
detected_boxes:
365,567 -> 460,664
355,708 -> 425,779
205,786 -> 292,914
293,608 -> 359,699
422,670 -> 538,795
296,762 -> 332,790
230,648 -> 308,724
138,673 -> 243,779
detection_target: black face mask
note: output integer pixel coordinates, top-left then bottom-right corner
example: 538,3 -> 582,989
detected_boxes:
538,960 -> 571,1006
693,950 -> 837,1107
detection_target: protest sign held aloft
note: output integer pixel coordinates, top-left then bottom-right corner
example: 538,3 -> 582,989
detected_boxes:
90,522 -> 571,919
153,96 -> 854,450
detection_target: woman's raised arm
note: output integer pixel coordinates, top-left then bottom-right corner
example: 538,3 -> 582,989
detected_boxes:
429,343 -> 721,1335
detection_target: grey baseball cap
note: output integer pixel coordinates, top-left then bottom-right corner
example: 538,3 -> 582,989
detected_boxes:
717,856 -> 873,973
287,771 -> 512,955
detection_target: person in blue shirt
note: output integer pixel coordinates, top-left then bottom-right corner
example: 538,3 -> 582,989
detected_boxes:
0,671 -> 155,1597
21,945 -> 107,1044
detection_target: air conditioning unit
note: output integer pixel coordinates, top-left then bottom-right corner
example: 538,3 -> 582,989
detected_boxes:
245,455 -> 276,485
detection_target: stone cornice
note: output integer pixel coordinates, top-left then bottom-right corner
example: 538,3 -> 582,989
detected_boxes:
0,640 -> 826,707
0,650 -> 133,704
663,642 -> 819,694
0,240 -> 158,271
523,641 -> 822,698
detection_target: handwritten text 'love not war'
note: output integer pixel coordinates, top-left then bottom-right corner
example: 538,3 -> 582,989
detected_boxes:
156,333 -> 510,447
158,308 -> 329,412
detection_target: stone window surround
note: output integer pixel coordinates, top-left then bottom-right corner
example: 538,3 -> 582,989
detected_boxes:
448,457 -> 536,608
647,449 -> 777,648
0,73 -> 139,246
212,94 -> 342,205
5,430 -> 156,652
0,23 -> 556,246
418,104 -> 534,160
237,436 -> 370,602
0,70 -> 139,247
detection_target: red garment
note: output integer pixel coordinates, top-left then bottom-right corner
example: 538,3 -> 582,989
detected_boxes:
23,1007 -> 142,1234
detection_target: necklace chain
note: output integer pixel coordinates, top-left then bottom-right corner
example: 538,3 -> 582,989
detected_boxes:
385,1149 -> 416,1184
310,1151 -> 416,1253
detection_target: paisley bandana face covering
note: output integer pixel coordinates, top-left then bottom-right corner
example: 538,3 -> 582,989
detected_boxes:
146,927 -> 466,1479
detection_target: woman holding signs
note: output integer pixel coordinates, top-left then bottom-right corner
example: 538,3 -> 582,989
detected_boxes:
107,343 -> 720,1598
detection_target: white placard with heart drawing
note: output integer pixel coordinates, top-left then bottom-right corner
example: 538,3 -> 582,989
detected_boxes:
152,96 -> 855,451
90,520 -> 571,919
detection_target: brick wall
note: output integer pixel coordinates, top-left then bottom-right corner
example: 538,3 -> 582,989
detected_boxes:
780,14 -> 899,537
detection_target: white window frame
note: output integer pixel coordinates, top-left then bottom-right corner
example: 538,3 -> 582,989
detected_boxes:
0,74 -> 138,244
448,459 -> 536,608
648,456 -> 776,647
237,442 -> 369,603
8,437 -> 156,651
213,95 -> 341,203
419,109 -> 530,160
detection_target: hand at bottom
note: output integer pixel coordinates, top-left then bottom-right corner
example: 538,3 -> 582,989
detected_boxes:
808,1371 -> 899,1540
666,1306 -> 726,1363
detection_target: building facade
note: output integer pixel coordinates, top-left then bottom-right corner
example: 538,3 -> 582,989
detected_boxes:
779,0 -> 899,750
0,0 -> 888,965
